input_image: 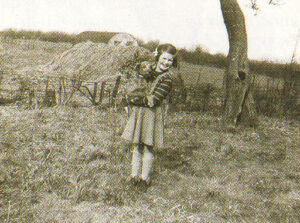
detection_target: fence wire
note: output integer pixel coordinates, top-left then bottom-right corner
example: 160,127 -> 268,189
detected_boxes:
0,72 -> 298,119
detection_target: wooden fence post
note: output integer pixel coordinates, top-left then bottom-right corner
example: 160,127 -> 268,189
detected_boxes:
92,82 -> 98,105
43,78 -> 56,107
266,78 -> 270,114
0,70 -> 3,86
111,76 -> 121,107
58,77 -> 62,105
99,81 -> 106,105
29,89 -> 34,106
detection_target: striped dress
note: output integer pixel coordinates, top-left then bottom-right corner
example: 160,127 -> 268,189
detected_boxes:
121,69 -> 173,148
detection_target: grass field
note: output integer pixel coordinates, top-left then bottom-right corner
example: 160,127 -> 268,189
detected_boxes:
179,62 -> 284,90
0,105 -> 299,222
0,39 -> 299,222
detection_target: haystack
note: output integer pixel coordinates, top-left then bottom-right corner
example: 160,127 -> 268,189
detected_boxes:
16,41 -> 152,105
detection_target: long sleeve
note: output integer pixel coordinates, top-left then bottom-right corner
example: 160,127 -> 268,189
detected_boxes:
148,74 -> 172,107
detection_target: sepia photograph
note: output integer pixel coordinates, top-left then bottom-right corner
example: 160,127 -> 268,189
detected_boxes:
0,0 -> 299,222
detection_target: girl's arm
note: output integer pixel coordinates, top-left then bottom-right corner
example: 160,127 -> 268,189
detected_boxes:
128,74 -> 173,107
147,75 -> 172,107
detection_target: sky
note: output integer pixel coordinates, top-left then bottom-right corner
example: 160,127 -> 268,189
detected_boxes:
0,0 -> 299,63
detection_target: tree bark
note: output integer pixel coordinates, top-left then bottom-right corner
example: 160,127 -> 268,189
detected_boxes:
220,0 -> 257,127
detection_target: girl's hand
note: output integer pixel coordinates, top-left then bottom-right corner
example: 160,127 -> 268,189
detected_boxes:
128,96 -> 141,103
127,95 -> 149,107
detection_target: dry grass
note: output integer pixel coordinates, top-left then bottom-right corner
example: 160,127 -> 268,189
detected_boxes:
0,105 -> 299,223
0,39 -> 299,223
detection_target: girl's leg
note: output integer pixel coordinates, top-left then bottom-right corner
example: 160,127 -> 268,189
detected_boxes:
141,145 -> 154,184
131,144 -> 142,179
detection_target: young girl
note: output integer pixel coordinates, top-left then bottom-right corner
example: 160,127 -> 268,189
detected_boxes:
121,43 -> 177,187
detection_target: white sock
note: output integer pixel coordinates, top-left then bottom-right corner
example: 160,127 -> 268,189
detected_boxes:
141,145 -> 154,181
131,145 -> 142,178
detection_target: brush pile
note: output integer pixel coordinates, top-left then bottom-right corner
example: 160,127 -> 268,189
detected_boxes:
42,41 -> 151,80
15,41 -> 152,105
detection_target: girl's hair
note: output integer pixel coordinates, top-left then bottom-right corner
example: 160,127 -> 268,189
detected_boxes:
154,43 -> 178,68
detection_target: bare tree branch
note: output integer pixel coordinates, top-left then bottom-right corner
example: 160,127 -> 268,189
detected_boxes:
250,0 -> 259,15
269,0 -> 280,5
249,0 -> 281,15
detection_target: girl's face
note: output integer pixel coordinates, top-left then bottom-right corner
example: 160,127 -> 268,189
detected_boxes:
156,52 -> 174,72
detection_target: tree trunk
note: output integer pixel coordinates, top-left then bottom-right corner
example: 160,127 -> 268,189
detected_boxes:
220,0 -> 257,127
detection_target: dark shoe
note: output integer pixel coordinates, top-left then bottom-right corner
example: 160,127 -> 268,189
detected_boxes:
130,176 -> 140,186
139,178 -> 151,189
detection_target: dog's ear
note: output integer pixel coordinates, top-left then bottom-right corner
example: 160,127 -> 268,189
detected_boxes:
138,62 -> 151,74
